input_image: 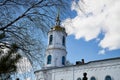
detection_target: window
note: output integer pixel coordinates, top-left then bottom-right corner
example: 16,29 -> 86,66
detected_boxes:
90,77 -> 96,80
47,55 -> 52,64
49,35 -> 53,45
105,75 -> 112,80
62,36 -> 65,46
77,77 -> 81,80
62,56 -> 65,65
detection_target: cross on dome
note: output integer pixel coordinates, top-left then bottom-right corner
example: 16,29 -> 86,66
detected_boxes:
56,10 -> 61,26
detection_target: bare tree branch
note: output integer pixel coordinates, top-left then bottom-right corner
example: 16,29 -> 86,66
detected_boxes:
0,0 -> 70,69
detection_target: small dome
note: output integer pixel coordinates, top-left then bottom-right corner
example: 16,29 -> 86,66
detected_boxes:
51,26 -> 65,32
50,12 -> 66,32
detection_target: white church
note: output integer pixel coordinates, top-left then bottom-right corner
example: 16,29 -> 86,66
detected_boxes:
34,15 -> 120,80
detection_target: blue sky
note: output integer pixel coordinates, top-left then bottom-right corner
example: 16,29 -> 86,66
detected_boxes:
61,0 -> 120,64
66,35 -> 120,64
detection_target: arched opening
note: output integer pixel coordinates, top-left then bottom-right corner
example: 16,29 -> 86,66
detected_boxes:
47,55 -> 52,64
77,77 -> 81,80
49,35 -> 53,45
62,36 -> 65,46
90,76 -> 96,80
62,56 -> 65,65
105,75 -> 112,80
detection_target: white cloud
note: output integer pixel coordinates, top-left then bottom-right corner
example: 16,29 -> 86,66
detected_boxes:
62,0 -> 120,52
98,49 -> 105,55
96,38 -> 100,42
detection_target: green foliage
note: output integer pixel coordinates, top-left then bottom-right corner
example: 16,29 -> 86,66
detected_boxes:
0,32 -> 5,39
0,43 -> 21,74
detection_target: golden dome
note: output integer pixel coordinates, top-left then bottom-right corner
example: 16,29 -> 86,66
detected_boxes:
50,11 -> 66,32
52,26 -> 65,31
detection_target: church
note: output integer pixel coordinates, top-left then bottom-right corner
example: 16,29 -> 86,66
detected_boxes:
34,15 -> 120,80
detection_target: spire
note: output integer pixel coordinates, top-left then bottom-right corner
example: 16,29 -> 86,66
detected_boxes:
51,9 -> 66,32
56,9 -> 60,26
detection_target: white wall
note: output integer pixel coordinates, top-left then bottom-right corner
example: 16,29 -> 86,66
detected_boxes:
35,58 -> 120,80
45,30 -> 67,67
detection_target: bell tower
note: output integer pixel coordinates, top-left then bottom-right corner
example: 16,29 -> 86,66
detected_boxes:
45,13 -> 67,68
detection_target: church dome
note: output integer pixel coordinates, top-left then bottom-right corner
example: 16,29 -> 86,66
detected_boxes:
51,25 -> 65,32
49,12 -> 66,32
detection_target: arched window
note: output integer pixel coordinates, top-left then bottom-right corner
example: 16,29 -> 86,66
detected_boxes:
62,56 -> 65,65
77,77 -> 81,80
90,77 -> 96,80
49,35 -> 53,45
47,55 -> 52,64
105,75 -> 112,80
62,36 -> 65,46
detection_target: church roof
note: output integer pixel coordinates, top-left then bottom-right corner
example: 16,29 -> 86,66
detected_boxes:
34,57 -> 120,73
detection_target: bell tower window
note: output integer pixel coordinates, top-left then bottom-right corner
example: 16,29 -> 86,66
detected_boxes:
62,56 -> 65,65
62,36 -> 65,46
47,55 -> 52,64
49,35 -> 53,45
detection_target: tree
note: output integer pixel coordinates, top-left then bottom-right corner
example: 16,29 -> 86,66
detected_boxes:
0,43 -> 21,79
0,0 -> 70,68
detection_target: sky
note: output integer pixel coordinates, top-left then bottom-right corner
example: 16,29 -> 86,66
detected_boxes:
61,0 -> 120,64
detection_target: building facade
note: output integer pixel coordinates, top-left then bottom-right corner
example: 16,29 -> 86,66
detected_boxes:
35,57 -> 120,80
34,15 -> 120,80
